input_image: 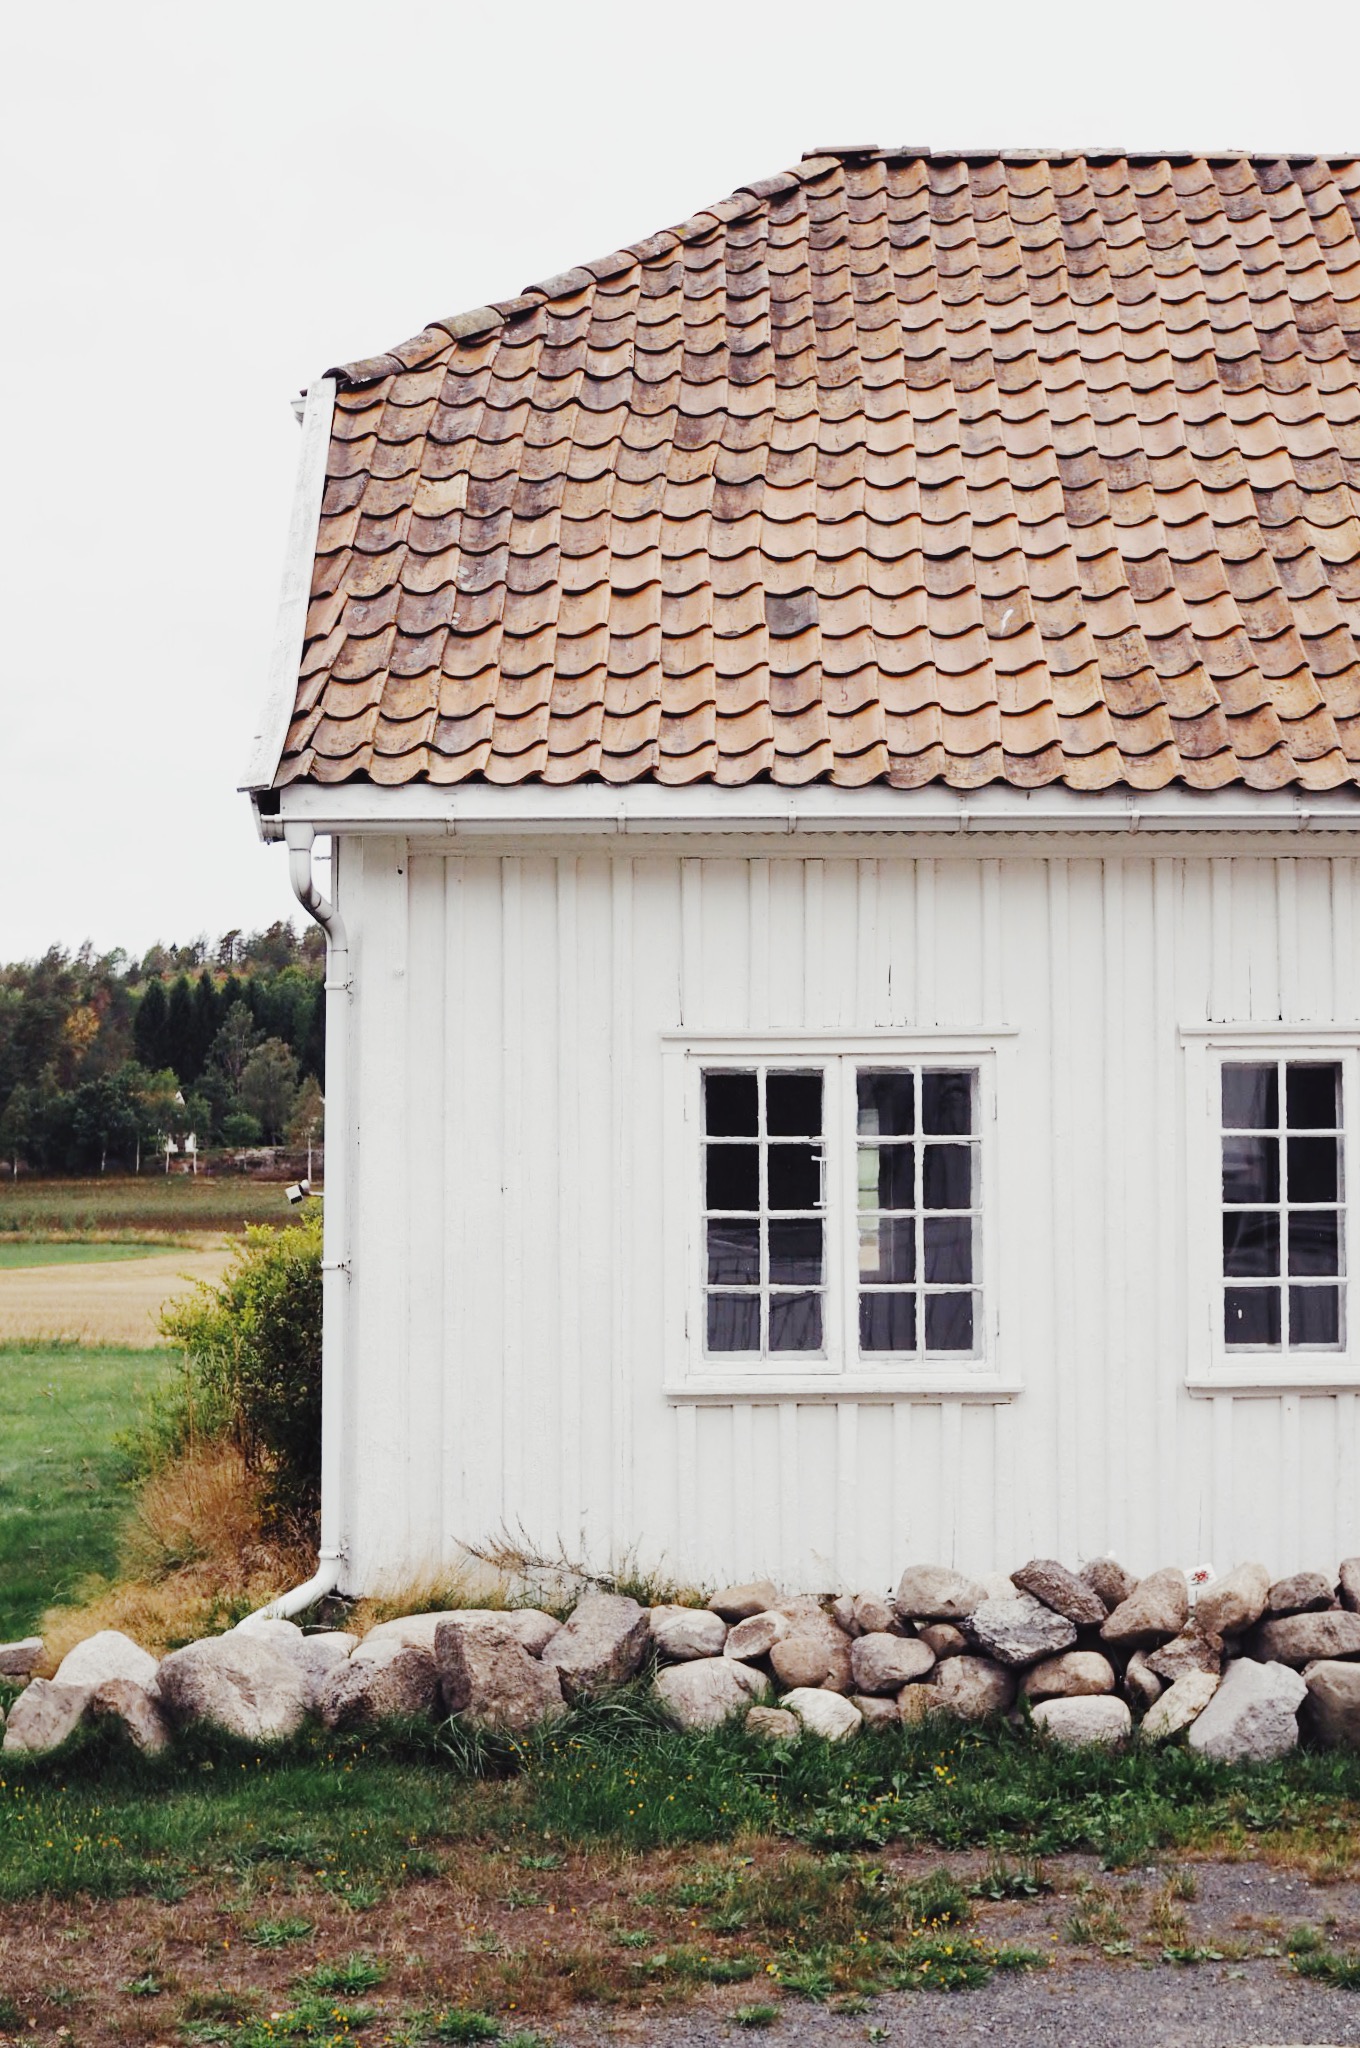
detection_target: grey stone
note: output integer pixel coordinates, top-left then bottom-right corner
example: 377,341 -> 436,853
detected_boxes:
0,1638 -> 42,1680
1146,1619 -> 1223,1683
708,1580 -> 781,1622
539,1592 -> 649,1701
894,1564 -> 988,1623
233,1614 -> 303,1646
1254,1609 -> 1360,1668
649,1605 -> 728,1662
769,1632 -> 832,1690
436,1618 -> 566,1733
931,1654 -> 1016,1721
1010,1560 -> 1107,1628
745,1704 -> 800,1743
1267,1571 -> 1337,1616
1193,1563 -> 1270,1638
782,1687 -> 862,1742
654,1658 -> 764,1730
1079,1557 -> 1139,1612
853,1695 -> 902,1729
850,1632 -> 935,1694
968,1592 -> 1077,1669
1187,1656 -> 1306,1763
1140,1669 -> 1220,1743
830,1595 -> 858,1635
359,1609 -> 558,1658
897,1683 -> 942,1723
1031,1695 -> 1132,1747
157,1636 -> 308,1742
1123,1650 -> 1164,1712
919,1623 -> 969,1661
1339,1558 -> 1360,1614
771,1602 -> 854,1692
1021,1651 -> 1116,1702
1304,1659 -> 1360,1747
293,1632 -> 359,1707
90,1678 -> 171,1755
724,1611 -> 790,1661
318,1640 -> 439,1729
2,1680 -> 90,1756
851,1591 -> 899,1637
53,1630 -> 158,1693
1100,1567 -> 1189,1648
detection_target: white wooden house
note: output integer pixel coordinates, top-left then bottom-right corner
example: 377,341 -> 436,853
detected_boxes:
244,149 -> 1360,1602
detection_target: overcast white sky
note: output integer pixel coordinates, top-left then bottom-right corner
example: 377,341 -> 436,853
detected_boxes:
3,0 -> 1357,960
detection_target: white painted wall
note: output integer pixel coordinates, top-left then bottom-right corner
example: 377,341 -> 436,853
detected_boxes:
332,835 -> 1360,1594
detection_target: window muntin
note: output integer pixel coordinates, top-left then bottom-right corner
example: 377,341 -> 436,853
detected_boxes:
703,1067 -> 826,1355
1221,1058 -> 1345,1352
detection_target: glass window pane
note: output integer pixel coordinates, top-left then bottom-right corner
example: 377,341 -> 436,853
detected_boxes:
857,1071 -> 914,1137
766,1071 -> 822,1137
704,1071 -> 758,1137
1286,1063 -> 1341,1131
1224,1285 -> 1281,1348
705,1144 -> 759,1211
922,1070 -> 973,1135
859,1291 -> 916,1352
858,1215 -> 916,1283
1223,1210 -> 1279,1278
858,1144 -> 915,1212
922,1143 -> 972,1210
768,1218 -> 823,1285
926,1292 -> 975,1352
924,1215 -> 973,1283
769,1292 -> 822,1353
1288,1211 -> 1341,1277
1289,1284 -> 1341,1347
1222,1135 -> 1279,1205
707,1220 -> 759,1285
768,1144 -> 821,1211
1288,1136 -> 1340,1204
1222,1063 -> 1278,1129
707,1294 -> 760,1352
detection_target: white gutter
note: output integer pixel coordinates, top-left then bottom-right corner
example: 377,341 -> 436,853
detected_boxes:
248,823 -> 351,1621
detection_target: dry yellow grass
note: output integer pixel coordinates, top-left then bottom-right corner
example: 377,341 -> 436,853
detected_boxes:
0,1236 -> 233,1346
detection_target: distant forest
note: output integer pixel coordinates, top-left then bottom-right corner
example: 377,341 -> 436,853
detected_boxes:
0,922 -> 326,1174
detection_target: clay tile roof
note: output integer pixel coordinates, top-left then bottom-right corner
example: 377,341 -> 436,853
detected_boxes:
279,149 -> 1360,793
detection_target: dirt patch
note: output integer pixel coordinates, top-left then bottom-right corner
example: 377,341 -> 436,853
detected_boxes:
0,1236 -> 233,1345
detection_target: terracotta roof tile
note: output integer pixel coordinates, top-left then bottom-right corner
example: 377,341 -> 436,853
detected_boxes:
277,152 -> 1360,792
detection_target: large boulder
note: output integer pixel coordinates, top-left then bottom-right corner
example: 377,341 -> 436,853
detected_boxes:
851,1592 -> 899,1636
654,1657 -> 763,1730
1193,1563 -> 1270,1638
771,1600 -> 854,1692
1123,1649 -> 1163,1712
1186,1657 -> 1306,1763
724,1611 -> 790,1661
1021,1651 -> 1116,1702
1100,1568 -> 1189,1648
1140,1669 -> 1220,1744
1010,1561 -> 1106,1628
359,1609 -> 559,1657
1303,1660 -> 1360,1747
157,1636 -> 308,1742
1146,1619 -> 1223,1683
1339,1558 -> 1360,1613
1267,1571 -> 1336,1616
708,1581 -> 781,1622
931,1655 -> 1015,1720
895,1565 -> 987,1623
770,1632 -> 832,1690
1031,1696 -> 1131,1747
850,1633 -> 935,1694
1079,1557 -> 1138,1612
782,1688 -> 862,1742
540,1593 -> 649,1701
90,1678 -> 171,1755
0,1637 -> 42,1680
317,1641 -> 439,1729
436,1617 -> 566,1733
854,1695 -> 901,1730
919,1623 -> 969,1661
649,1606 -> 728,1662
745,1704 -> 800,1743
234,1620 -> 357,1708
1,1680 -> 90,1756
968,1593 -> 1077,1669
1254,1611 -> 1360,1668
53,1630 -> 158,1693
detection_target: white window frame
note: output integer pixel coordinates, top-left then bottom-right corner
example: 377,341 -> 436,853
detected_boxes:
1183,1026 -> 1360,1392
663,1033 -> 1017,1399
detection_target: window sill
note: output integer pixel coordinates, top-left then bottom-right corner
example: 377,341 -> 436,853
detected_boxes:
666,1373 -> 1021,1403
1186,1368 -> 1360,1397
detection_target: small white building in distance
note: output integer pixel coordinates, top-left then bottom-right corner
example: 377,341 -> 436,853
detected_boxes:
245,148 -> 1360,1600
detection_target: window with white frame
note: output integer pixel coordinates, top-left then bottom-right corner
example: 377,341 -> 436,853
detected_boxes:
696,1055 -> 987,1372
1220,1057 -> 1346,1352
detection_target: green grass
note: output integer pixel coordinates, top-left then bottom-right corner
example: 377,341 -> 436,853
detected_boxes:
0,1340 -> 176,1638
0,1241 -> 161,1268
0,1176 -> 304,1238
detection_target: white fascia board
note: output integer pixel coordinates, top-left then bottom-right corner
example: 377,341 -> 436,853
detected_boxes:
266,779 -> 1360,841
241,378 -> 337,795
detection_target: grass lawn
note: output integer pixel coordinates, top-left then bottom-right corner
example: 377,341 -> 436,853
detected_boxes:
0,1242 -> 160,1269
0,1341 -> 175,1638
0,1175 -> 307,1239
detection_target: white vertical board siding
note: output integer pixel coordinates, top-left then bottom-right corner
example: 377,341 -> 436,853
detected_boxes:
341,841 -> 1360,1593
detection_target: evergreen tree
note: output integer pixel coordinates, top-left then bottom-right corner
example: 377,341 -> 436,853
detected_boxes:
164,975 -> 197,1085
191,970 -> 220,1077
301,982 -> 326,1083
133,978 -> 169,1071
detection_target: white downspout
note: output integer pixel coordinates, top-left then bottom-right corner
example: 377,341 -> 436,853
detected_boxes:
247,822 -> 351,1620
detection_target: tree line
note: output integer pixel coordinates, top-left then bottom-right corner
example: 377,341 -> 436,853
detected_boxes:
0,922 -> 326,1174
